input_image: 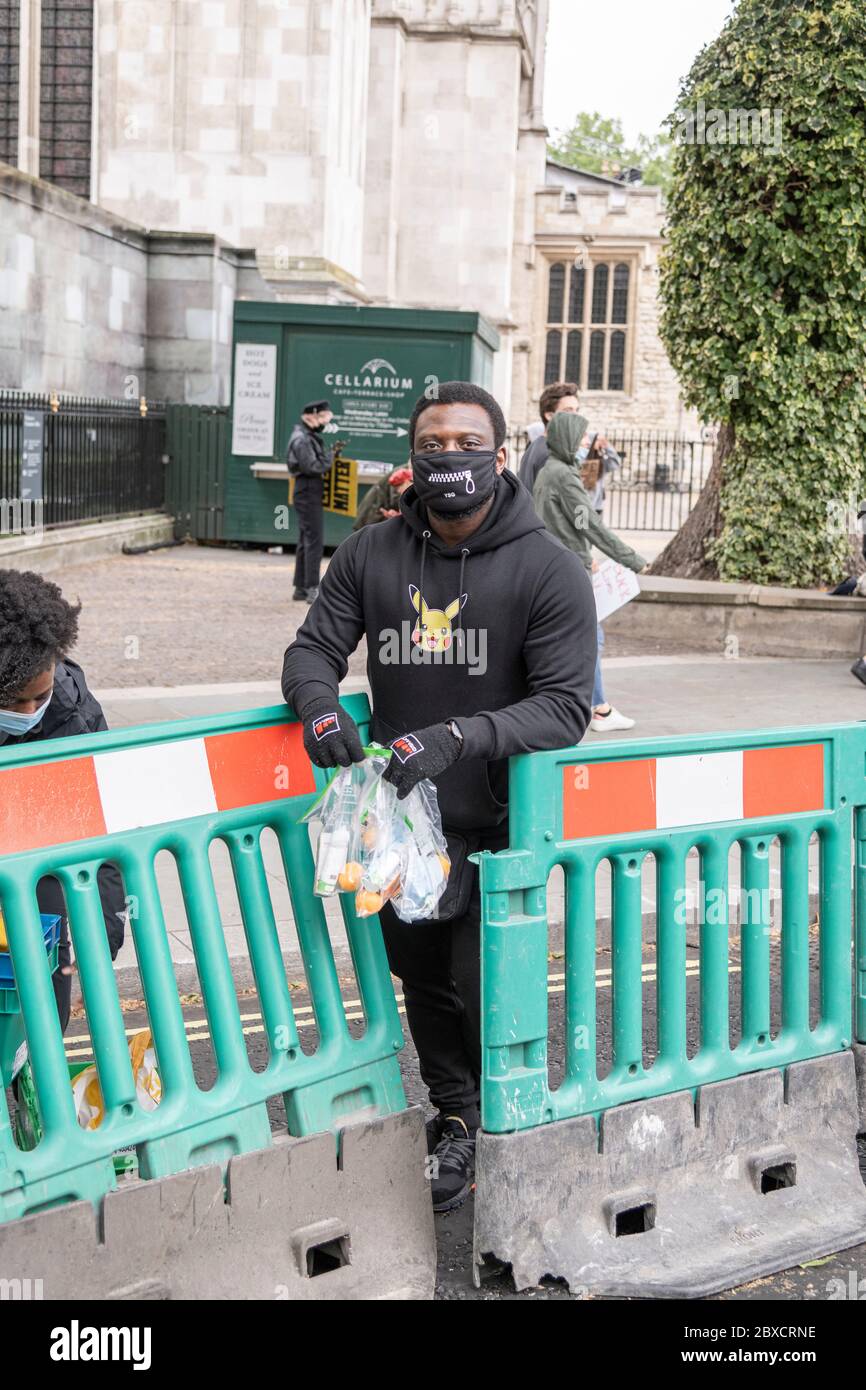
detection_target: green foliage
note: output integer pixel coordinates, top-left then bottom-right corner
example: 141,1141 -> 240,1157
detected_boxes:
658,0 -> 866,586
548,111 -> 674,193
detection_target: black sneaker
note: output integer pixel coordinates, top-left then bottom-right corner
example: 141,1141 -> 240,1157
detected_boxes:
429,1116 -> 476,1213
292,588 -> 306,601
852,658 -> 866,686
426,1113 -> 445,1154
304,586 -> 320,604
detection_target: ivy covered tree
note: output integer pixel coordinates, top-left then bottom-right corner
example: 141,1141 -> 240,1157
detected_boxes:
652,0 -> 866,586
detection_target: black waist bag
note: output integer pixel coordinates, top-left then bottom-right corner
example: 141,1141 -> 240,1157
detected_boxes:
434,830 -> 476,922
430,822 -> 511,922
434,825 -> 511,922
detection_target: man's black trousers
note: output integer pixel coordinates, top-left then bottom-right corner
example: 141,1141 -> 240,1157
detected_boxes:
293,477 -> 324,591
378,830 -> 507,1133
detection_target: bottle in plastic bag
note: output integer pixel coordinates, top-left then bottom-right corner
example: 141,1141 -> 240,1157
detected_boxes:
354,756 -> 408,916
302,756 -> 381,898
392,780 -> 451,923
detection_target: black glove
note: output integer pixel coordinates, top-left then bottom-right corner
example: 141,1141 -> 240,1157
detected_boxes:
301,699 -> 365,769
383,722 -> 462,800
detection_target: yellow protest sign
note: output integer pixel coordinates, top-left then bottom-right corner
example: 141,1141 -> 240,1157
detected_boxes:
289,454 -> 358,517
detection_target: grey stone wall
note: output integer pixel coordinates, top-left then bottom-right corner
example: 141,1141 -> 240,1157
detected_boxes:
366,0 -> 548,417
0,162 -> 148,395
146,233 -> 273,404
0,163 -> 273,401
94,0 -> 371,300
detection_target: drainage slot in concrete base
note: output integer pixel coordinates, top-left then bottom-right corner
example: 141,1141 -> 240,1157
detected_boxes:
306,1236 -> 350,1277
760,1162 -> 796,1193
615,1202 -> 656,1237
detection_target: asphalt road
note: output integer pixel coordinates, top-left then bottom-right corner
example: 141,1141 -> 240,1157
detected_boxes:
59,944 -> 866,1303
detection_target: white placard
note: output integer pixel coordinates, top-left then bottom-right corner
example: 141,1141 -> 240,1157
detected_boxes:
11,1039 -> 27,1081
231,343 -> 277,456
592,558 -> 640,622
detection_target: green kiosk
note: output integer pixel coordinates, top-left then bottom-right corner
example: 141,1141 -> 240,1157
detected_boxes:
226,303 -> 500,547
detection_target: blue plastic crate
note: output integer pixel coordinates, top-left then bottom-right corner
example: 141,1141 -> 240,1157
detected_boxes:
0,913 -> 62,990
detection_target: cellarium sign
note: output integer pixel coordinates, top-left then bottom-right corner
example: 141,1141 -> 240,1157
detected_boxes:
319,355 -> 415,451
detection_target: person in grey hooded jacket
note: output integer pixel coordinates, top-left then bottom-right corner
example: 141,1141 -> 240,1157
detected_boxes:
533,411 -> 647,733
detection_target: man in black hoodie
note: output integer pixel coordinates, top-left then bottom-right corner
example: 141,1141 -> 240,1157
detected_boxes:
282,382 -> 596,1210
0,570 -> 126,1030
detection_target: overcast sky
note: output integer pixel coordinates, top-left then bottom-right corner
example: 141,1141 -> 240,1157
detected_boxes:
544,0 -> 737,146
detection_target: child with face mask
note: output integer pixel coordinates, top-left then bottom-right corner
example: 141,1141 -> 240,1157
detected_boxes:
0,569 -> 126,1029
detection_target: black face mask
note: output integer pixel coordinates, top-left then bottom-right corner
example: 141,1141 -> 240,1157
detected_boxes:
410,450 -> 498,517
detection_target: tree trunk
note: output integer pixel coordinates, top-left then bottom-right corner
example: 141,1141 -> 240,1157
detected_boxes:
648,423 -> 733,579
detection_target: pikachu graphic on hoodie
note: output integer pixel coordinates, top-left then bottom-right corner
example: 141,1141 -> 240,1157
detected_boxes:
410,584 -> 467,653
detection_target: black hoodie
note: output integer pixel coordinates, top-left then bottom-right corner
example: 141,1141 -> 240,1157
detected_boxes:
282,470 -> 597,832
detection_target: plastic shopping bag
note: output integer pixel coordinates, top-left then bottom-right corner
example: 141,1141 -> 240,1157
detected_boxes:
354,759 -> 411,916
72,1028 -> 162,1131
301,758 -> 377,896
301,747 -> 451,921
392,779 -> 451,923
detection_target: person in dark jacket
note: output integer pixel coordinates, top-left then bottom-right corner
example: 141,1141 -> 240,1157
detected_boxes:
287,399 -> 335,603
282,381 -> 596,1211
0,570 -> 126,1030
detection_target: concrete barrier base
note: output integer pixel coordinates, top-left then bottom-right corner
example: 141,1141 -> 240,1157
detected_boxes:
853,1042 -> 866,1133
474,1052 -> 866,1299
0,1107 -> 435,1300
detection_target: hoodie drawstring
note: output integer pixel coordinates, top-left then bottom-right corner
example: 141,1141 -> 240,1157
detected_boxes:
456,547 -> 469,645
418,531 -> 431,631
416,532 -> 470,647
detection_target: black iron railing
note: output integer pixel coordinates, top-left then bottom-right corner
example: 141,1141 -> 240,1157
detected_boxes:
507,426 -> 714,532
0,391 -> 168,530
601,430 -> 713,532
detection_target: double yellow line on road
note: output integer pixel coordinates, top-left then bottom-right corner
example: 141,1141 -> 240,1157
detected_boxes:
62,959 -> 741,1062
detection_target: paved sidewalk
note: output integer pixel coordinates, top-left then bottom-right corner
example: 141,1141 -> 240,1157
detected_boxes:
96,651 -> 861,740
616,529 -> 674,564
61,533 -> 683,692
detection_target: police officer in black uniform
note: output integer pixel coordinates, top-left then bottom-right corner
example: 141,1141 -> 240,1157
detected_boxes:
286,399 -> 334,603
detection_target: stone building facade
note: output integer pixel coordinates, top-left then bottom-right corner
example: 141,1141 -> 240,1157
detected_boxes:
520,160 -> 699,435
0,0 -> 693,433
0,163 -> 273,399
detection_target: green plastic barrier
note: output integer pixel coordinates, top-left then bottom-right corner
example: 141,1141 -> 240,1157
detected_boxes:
856,806 -> 866,1053
0,697 -> 407,1223
479,723 -> 862,1134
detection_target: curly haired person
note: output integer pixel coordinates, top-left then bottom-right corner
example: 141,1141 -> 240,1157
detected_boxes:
0,569 -> 125,1028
